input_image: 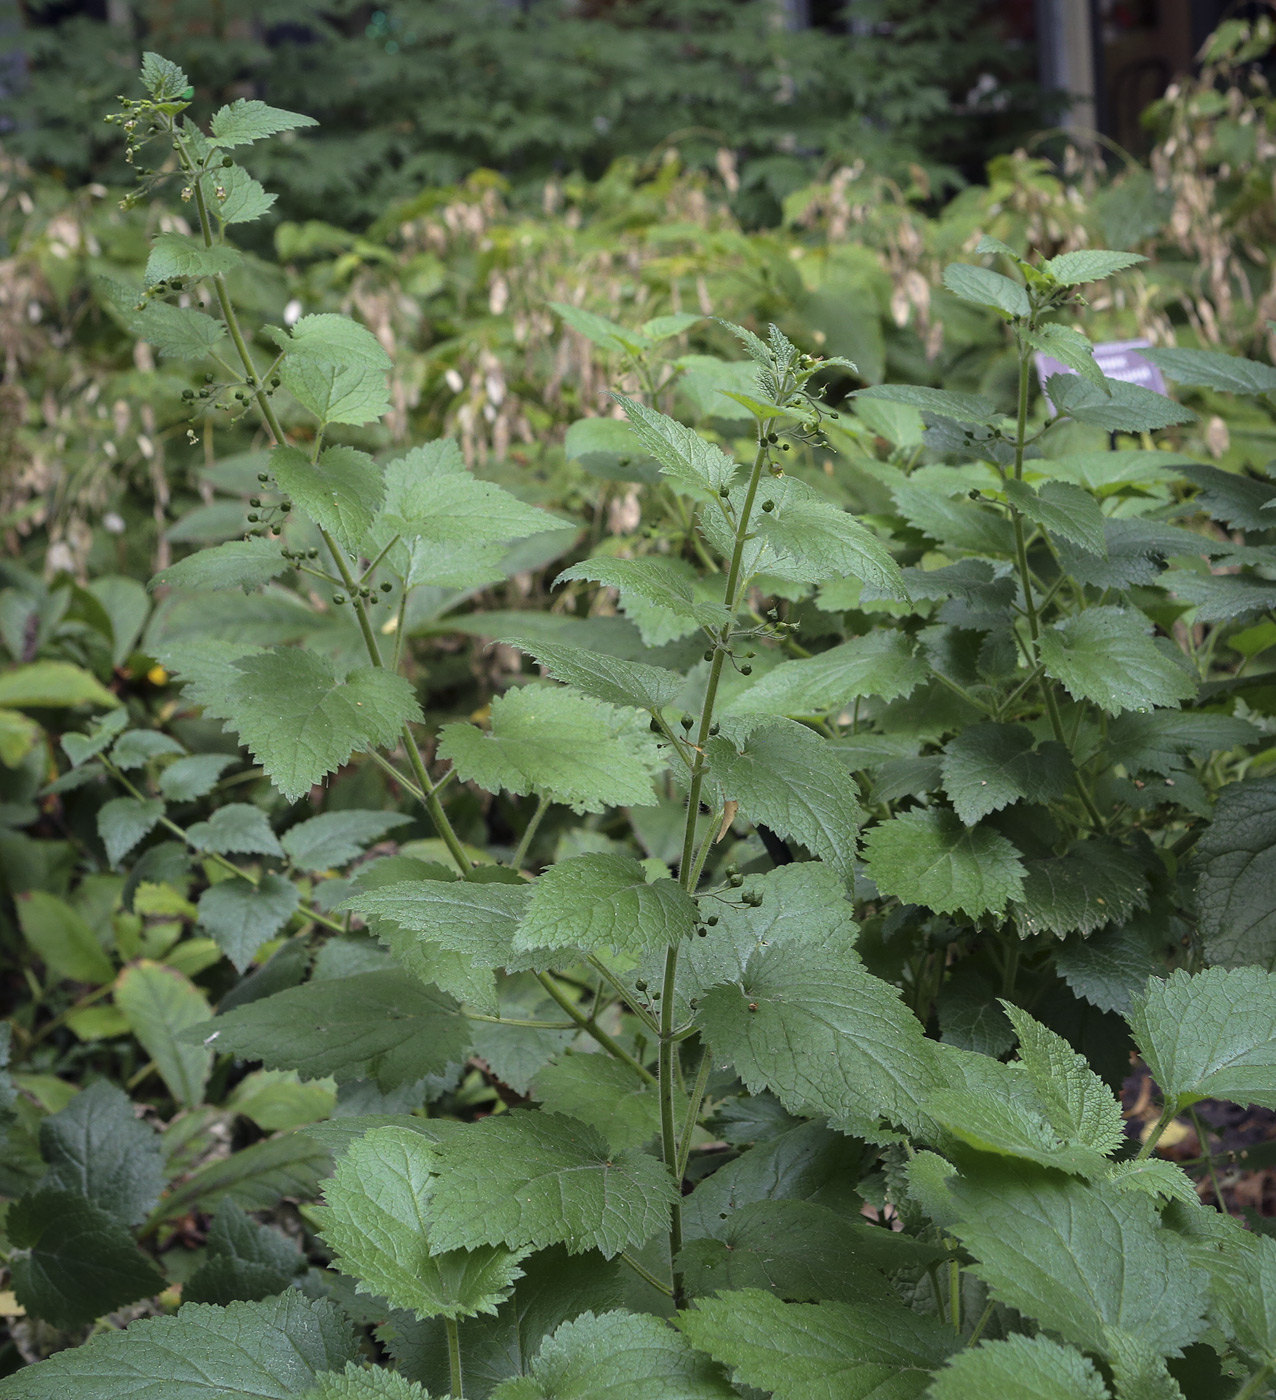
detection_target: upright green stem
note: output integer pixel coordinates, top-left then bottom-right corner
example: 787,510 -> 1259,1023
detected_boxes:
510,794 -> 552,870
1136,1101 -> 1179,1161
445,1317 -> 463,1398
1232,1364 -> 1274,1400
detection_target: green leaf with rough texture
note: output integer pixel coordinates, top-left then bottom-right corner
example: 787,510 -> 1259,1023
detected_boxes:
945,1165 -> 1206,1359
502,637 -> 683,713
1192,777 -> 1276,967
854,383 -> 1001,427
862,808 -> 1025,917
1023,324 -> 1108,391
550,301 -> 647,353
706,718 -> 863,881
204,971 -> 469,1091
1105,709 -> 1259,776
16,890 -> 115,984
677,1289 -> 955,1400
345,875 -> 529,973
39,1080 -> 165,1226
8,1188 -> 165,1330
209,98 -> 318,147
613,395 -> 737,496
315,1126 -> 526,1320
0,1292 -> 357,1400
439,685 -> 663,814
531,1053 -> 662,1152
427,1112 -> 676,1258
151,539 -> 289,594
115,960 -> 212,1106
557,557 -> 730,634
110,730 -> 185,770
727,633 -> 926,716
98,795 -> 165,867
1003,478 -> 1107,555
140,51 -> 189,99
928,1335 -> 1109,1400
677,1199 -> 897,1304
1170,569 -> 1276,624
0,660 -> 119,709
1207,1233 -> 1276,1370
155,1131 -> 332,1219
1013,839 -> 1151,938
943,263 -> 1030,318
940,722 -> 1072,826
271,444 -> 383,552
131,299 -> 227,360
491,1309 -> 735,1400
201,163 -> 277,225
1040,608 -> 1196,715
197,874 -> 301,972
183,1200 -> 301,1306
280,356 -> 389,427
304,1365 -> 431,1400
1046,373 -> 1195,431
696,925 -> 937,1139
1042,249 -> 1147,285
187,803 -> 283,857
1177,461 -> 1276,530
159,752 -> 236,801
1129,965 -> 1276,1111
218,648 -> 422,803
1055,917 -> 1168,1015
281,811 -> 411,871
924,1085 -> 1108,1176
144,233 -> 242,287
1141,345 -> 1276,396
515,853 -> 697,959
62,708 -> 129,767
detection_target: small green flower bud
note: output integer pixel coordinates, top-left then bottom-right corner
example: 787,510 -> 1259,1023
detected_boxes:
380,581 -> 392,593
222,156 -> 233,168
332,593 -> 346,605
728,872 -> 744,888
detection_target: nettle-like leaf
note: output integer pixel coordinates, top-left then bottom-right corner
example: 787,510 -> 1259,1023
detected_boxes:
862,808 -> 1025,917
1012,839 -> 1151,939
1046,373 -> 1196,431
696,924 -> 938,1139
1022,324 -> 1108,391
200,163 -> 276,226
281,811 -> 412,871
303,1365 -> 431,1400
940,721 -> 1072,826
98,795 -> 165,867
613,395 -> 737,496
271,444 -> 383,552
943,262 -> 1030,318
726,631 -> 927,716
928,1334 -> 1109,1400
144,233 -> 242,287
1039,607 -> 1196,715
183,1200 -> 302,1307
502,637 -> 683,714
1129,965 -> 1276,1111
1141,344 -> 1276,396
271,315 -> 392,427
151,538 -> 290,594
677,1289 -> 956,1400
187,803 -> 283,857
1041,249 -> 1147,285
490,1309 -> 736,1400
208,98 -> 318,147
706,717 -> 863,881
197,873 -> 300,972
557,557 -> 731,635
217,648 -> 422,803
1002,478 -> 1107,554
439,685 -> 664,814
854,383 -> 1002,427
1191,776 -> 1276,967
426,1112 -> 677,1258
0,1294 -> 357,1400
514,853 -> 698,960
532,1053 -> 662,1153
315,1126 -> 527,1320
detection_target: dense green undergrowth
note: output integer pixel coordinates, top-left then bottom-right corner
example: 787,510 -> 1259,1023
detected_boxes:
4,35 -> 1276,1400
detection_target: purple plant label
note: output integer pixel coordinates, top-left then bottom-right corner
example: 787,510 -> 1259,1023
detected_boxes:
1035,338 -> 1168,399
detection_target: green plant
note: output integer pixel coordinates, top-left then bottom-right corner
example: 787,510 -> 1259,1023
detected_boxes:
5,51 -> 1276,1400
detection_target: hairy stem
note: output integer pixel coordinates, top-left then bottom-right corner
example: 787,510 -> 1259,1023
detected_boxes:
1135,1101 -> 1179,1161
533,972 -> 656,1085
445,1317 -> 463,1399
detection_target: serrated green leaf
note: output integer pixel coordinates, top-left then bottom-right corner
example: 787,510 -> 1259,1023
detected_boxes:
515,853 -> 697,960
862,808 -> 1025,917
16,890 -> 115,984
1023,323 -> 1109,391
531,1053 -> 661,1152
226,1068 -> 335,1132
0,1292 -> 357,1400
1046,373 -> 1195,431
427,1112 -> 676,1258
854,383 -> 1002,427
1129,965 -> 1276,1111
676,1289 -> 955,1400
727,631 -> 926,717
1106,710 -> 1259,776
1207,1233 -> 1276,1370
187,803 -> 283,857
1012,839 -> 1151,939
940,722 -> 1072,826
439,685 -> 663,815
304,1365 -> 431,1400
218,648 -> 422,803
1170,569 -> 1276,624
0,660 -> 119,709
491,1309 -> 735,1400
201,163 -> 277,225
1040,608 -> 1196,715
109,730 -> 185,769
115,960 -> 212,1106
642,312 -> 703,340
943,262 -> 1030,318
1177,462 -> 1276,529
928,1335 -> 1108,1400
197,874 -> 300,972
270,444 -> 383,552
153,1130 -> 332,1219
281,811 -> 411,871
1192,776 -> 1276,967
1042,249 -> 1147,285
144,233 -> 242,287
209,98 -> 318,147
612,395 -> 737,496
1141,345 -> 1276,396
151,539 -> 289,594
140,51 -> 189,100
696,924 -> 937,1139
549,302 -> 647,353
502,636 -> 683,713
706,717 -> 863,882
183,1200 -> 302,1307
1003,478 -> 1107,555
1055,917 -> 1168,1016
39,1080 -> 165,1226
205,971 -> 468,1090
890,481 -> 1016,557
945,1165 -> 1206,1359
8,1188 -> 165,1330
97,795 -> 165,867
315,1126 -> 526,1321
556,557 -> 731,635
158,752 -> 236,801
280,358 -> 389,427
130,299 -> 228,360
